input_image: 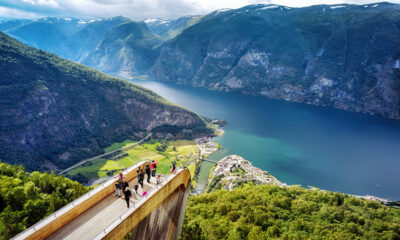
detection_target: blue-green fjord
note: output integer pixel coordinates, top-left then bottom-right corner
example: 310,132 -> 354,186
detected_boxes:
132,79 -> 400,200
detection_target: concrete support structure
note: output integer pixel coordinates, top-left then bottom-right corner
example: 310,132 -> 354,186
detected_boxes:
101,169 -> 191,240
129,184 -> 190,240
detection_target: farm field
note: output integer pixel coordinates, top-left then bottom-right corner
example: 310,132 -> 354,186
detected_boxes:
66,139 -> 198,184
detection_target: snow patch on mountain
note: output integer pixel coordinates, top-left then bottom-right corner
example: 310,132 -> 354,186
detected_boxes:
331,5 -> 346,9
393,60 -> 400,69
259,5 -> 279,10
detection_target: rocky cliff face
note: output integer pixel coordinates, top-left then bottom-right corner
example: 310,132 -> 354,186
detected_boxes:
3,4 -> 400,119
82,21 -> 161,77
0,32 -> 212,171
151,3 -> 400,119
144,16 -> 202,40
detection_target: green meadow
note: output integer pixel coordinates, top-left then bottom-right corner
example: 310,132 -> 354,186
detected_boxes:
67,139 -> 198,183
104,139 -> 136,153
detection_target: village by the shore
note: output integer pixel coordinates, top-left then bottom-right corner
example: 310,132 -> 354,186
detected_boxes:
195,132 -> 393,206
206,154 -> 285,192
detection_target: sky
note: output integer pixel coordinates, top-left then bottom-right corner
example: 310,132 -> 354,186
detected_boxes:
0,0 -> 399,20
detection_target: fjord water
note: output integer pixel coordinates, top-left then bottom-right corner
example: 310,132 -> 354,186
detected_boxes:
132,80 -> 400,200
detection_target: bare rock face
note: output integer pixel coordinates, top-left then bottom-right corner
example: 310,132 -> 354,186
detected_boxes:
0,32 -> 211,171
151,3 -> 400,119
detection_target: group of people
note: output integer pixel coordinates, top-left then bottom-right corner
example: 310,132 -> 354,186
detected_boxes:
114,160 -> 159,208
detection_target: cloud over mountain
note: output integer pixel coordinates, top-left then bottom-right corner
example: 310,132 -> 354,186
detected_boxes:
1,0 -> 399,20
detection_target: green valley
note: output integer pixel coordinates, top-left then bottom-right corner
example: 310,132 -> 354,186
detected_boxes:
65,139 -> 199,185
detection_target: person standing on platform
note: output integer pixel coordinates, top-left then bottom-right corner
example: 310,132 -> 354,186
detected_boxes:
114,181 -> 121,197
124,187 -> 132,208
145,165 -> 151,183
139,169 -> 145,188
113,172 -> 125,197
136,167 -> 141,181
151,160 -> 158,177
156,175 -> 161,185
170,162 -> 176,174
122,179 -> 129,194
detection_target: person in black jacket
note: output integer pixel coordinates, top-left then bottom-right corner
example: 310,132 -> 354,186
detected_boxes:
114,181 -> 121,197
145,165 -> 151,183
122,179 -> 129,193
139,169 -> 145,188
136,166 -> 141,181
124,187 -> 132,208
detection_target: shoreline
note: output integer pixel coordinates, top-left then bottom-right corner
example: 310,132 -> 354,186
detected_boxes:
205,153 -> 392,204
197,128 -> 393,204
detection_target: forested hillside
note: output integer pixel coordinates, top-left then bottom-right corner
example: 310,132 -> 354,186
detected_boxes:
0,161 -> 90,239
182,185 -> 400,239
3,3 -> 400,119
0,32 -> 212,171
152,3 -> 400,119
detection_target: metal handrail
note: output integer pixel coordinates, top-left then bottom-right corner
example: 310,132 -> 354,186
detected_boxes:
90,167 -> 184,240
11,160 -> 151,240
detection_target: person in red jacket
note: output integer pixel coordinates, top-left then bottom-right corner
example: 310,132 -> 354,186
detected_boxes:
151,160 -> 158,177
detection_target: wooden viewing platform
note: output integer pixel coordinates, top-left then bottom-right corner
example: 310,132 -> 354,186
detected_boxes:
12,161 -> 191,240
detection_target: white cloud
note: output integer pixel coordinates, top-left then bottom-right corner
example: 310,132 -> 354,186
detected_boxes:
22,0 -> 59,7
2,0 -> 400,20
0,5 -> 42,18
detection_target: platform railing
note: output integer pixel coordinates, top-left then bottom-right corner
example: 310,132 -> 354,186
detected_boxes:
90,167 -> 184,240
11,160 -> 151,240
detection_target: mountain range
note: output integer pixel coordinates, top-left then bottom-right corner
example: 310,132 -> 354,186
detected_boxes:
152,3 -> 400,119
0,32 -> 211,171
1,2 -> 400,119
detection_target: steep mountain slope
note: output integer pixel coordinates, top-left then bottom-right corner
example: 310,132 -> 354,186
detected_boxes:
0,32 -> 211,171
1,17 -> 132,63
144,16 -> 202,39
0,19 -> 30,32
59,16 -> 131,62
82,21 -> 161,77
151,3 -> 400,118
5,18 -> 86,54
